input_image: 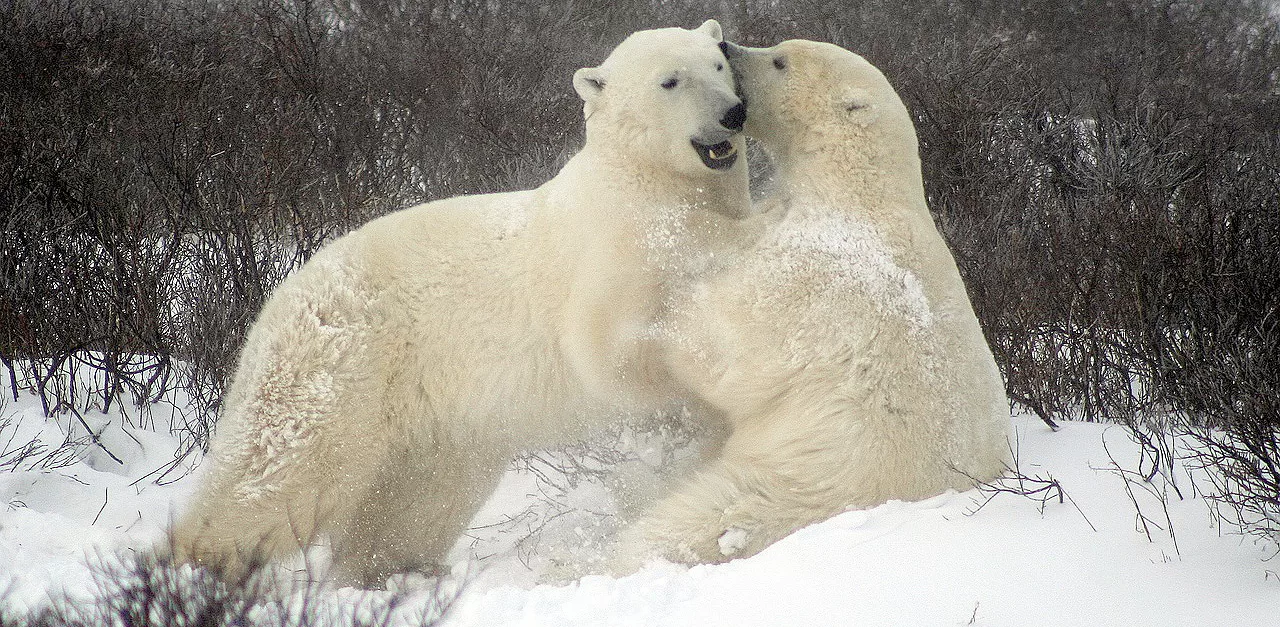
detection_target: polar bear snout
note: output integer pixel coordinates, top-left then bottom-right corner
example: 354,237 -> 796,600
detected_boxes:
690,98 -> 747,171
694,96 -> 747,144
720,102 -> 747,132
720,41 -> 747,59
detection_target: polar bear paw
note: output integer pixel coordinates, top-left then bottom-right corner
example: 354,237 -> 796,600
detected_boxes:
717,526 -> 750,556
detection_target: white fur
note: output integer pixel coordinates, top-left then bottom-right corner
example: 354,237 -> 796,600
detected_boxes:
613,40 -> 1011,567
168,20 -> 752,587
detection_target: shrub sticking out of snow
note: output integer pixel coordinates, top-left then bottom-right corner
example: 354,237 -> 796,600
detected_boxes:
0,550 -> 462,627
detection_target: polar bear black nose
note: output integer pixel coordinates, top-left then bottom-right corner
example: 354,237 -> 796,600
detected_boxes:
720,102 -> 747,131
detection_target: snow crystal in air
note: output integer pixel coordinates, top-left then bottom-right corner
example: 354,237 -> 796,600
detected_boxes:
770,209 -> 933,331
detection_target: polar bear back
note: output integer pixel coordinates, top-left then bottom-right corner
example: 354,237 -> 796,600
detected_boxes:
217,189 -> 603,463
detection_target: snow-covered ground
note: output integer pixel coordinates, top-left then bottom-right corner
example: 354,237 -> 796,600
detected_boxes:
1,389 -> 1275,626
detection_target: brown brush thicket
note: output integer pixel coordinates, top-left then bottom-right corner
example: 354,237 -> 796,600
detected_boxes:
0,550 -> 460,626
2,0 -> 1277,540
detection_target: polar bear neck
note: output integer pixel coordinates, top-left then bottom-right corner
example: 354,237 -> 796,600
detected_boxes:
564,144 -> 751,219
529,147 -> 754,276
767,137 -> 975,325
525,144 -> 753,411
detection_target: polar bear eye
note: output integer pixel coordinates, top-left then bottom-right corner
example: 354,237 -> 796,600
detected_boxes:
662,77 -> 679,89
773,56 -> 787,70
716,63 -> 724,72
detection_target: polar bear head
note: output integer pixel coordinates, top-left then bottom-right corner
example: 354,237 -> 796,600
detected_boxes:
725,40 -> 919,176
574,20 -> 747,179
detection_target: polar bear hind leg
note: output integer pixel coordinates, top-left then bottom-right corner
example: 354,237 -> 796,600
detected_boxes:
334,442 -> 508,587
170,432 -> 391,581
170,267 -> 394,580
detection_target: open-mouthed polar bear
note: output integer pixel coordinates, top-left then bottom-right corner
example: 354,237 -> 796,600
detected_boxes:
169,20 -> 752,587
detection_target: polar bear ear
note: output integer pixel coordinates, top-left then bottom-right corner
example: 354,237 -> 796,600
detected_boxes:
574,67 -> 607,103
696,19 -> 724,42
841,87 -> 873,113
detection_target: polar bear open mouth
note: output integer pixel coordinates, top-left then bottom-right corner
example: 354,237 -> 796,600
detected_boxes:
692,139 -> 739,170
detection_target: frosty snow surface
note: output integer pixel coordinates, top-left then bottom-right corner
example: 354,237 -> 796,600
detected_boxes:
0,389 -> 1275,626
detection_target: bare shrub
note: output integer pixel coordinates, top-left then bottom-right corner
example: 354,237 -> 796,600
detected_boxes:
0,549 -> 461,627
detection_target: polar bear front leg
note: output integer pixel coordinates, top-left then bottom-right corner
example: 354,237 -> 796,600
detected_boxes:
609,444 -> 847,572
608,455 -> 762,570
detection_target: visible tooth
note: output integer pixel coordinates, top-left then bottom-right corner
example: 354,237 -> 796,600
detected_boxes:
709,144 -> 736,161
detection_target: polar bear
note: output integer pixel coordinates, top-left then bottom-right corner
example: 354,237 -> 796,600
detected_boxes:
612,40 -> 1011,567
168,20 -> 752,587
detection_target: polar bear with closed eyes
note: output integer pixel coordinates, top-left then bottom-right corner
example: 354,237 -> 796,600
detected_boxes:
613,39 -> 1011,568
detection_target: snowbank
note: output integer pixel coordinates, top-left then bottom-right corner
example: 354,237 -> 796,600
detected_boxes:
0,391 -> 1274,626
